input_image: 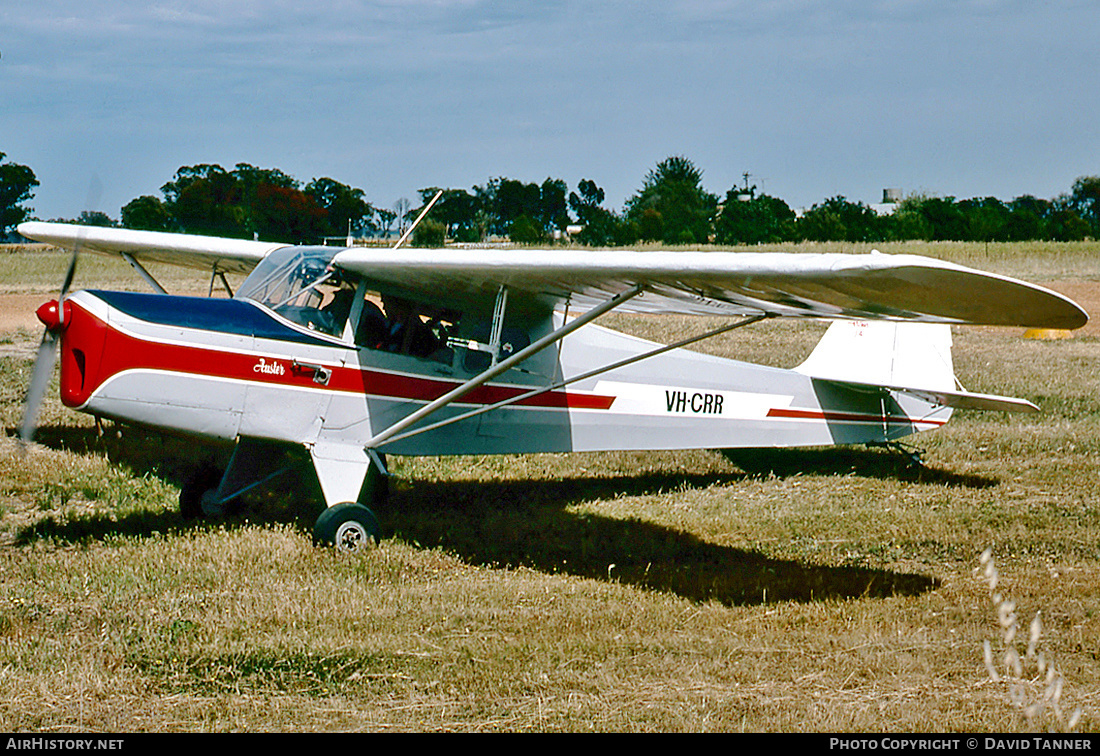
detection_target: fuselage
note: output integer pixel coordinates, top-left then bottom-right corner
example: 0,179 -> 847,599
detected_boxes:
41,286 -> 950,459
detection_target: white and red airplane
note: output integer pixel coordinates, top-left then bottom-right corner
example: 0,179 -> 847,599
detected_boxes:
16,219 -> 1088,551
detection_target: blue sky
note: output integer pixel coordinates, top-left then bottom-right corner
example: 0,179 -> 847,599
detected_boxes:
3,0 -> 1098,221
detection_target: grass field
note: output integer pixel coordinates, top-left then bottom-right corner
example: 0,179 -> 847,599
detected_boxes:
0,240 -> 1098,732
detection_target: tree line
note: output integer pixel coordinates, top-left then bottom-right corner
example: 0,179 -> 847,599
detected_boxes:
2,152 -> 1098,247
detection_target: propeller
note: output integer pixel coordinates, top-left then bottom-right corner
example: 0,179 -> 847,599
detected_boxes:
19,243 -> 79,444
19,178 -> 97,445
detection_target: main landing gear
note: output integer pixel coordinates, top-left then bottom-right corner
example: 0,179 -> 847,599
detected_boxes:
310,451 -> 388,553
178,440 -> 389,553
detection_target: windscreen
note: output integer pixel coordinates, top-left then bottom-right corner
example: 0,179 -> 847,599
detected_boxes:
235,246 -> 350,337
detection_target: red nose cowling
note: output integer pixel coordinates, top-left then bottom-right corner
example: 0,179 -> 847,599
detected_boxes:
37,297 -> 109,408
36,299 -> 71,332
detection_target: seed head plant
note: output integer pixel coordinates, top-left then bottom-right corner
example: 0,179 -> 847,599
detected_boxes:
977,547 -> 1082,731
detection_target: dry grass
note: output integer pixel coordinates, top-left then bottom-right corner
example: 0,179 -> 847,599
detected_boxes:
0,240 -> 1098,732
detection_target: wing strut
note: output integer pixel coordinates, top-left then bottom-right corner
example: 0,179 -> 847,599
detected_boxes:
121,252 -> 167,294
376,313 -> 771,447
488,284 -> 508,366
209,268 -> 234,297
363,284 -> 646,450
393,190 -> 443,249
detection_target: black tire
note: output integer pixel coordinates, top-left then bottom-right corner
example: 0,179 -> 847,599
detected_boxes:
314,502 -> 381,552
180,464 -> 222,520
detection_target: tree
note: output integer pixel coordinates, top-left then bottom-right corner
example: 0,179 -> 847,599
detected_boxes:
306,177 -> 377,239
714,191 -> 796,245
154,163 -> 380,243
568,178 -> 623,246
1069,176 -> 1100,237
1044,196 -> 1090,241
77,210 -> 116,227
636,208 -> 664,242
418,187 -> 482,242
393,197 -> 412,236
161,164 -> 231,205
911,196 -> 967,241
474,176 -> 571,237
796,196 -> 883,242
538,178 -> 570,234
121,195 -> 173,231
0,153 -> 39,237
1004,195 -> 1051,241
495,179 -> 542,232
249,182 -> 328,244
376,208 -> 397,238
411,219 -> 446,247
569,178 -> 604,211
162,164 -> 248,238
887,194 -> 934,241
508,214 -> 544,244
959,197 -> 1010,245
230,163 -> 330,242
625,156 -> 717,244
232,163 -> 299,197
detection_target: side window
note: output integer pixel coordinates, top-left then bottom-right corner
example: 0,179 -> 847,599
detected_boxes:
311,281 -> 355,337
354,291 -> 458,363
277,279 -> 352,337
459,323 -> 532,373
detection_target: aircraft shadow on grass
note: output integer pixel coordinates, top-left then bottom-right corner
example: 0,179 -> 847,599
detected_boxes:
719,446 -> 998,489
9,424 -> 1008,606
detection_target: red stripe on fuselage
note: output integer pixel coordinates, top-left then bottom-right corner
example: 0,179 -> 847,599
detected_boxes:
63,299 -> 616,411
766,407 -> 946,426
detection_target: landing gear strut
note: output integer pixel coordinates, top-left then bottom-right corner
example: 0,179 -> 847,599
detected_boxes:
866,440 -> 926,469
312,451 -> 388,552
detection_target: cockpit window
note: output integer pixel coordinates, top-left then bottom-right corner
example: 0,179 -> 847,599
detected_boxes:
235,246 -> 350,337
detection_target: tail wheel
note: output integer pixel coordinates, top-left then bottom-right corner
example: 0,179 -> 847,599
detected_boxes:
313,502 -> 381,552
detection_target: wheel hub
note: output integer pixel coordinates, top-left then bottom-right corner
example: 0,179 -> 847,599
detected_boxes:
334,521 -> 370,552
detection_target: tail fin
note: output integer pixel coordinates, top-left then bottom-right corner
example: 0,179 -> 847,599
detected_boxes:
795,320 -> 1037,413
795,320 -> 955,391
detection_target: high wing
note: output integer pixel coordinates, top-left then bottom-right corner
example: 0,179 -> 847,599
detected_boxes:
17,222 -> 1088,329
333,246 -> 1088,329
17,221 -> 287,275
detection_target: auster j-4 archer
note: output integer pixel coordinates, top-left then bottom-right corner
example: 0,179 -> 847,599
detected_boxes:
16,213 -> 1088,552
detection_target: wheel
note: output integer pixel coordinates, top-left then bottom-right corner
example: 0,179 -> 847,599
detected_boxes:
180,463 -> 222,520
314,502 -> 381,552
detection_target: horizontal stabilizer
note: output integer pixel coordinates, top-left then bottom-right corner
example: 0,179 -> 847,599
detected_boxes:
796,319 -> 1038,413
818,379 -> 1039,413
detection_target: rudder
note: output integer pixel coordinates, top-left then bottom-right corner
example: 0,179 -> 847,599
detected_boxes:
794,320 -> 956,392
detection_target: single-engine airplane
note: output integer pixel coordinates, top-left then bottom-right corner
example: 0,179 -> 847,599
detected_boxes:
15,218 -> 1088,551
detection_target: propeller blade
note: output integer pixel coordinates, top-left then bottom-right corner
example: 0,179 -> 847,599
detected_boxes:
20,175 -> 98,443
55,245 -> 79,327
59,246 -> 78,300
19,330 -> 59,443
